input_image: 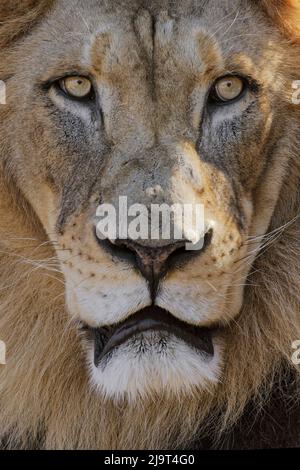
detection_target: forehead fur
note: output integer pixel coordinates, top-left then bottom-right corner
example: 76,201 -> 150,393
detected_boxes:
1,0 -> 300,48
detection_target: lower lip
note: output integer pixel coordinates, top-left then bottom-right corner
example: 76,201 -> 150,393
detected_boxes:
88,307 -> 215,366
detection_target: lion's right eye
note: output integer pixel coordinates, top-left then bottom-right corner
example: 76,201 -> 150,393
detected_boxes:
58,76 -> 93,100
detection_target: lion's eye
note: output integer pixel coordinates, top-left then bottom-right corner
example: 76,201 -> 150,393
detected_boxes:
59,76 -> 93,99
213,76 -> 245,103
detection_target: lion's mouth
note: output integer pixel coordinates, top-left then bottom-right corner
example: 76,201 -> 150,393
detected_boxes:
85,306 -> 215,366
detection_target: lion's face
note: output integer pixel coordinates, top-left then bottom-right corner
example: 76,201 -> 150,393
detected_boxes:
6,0 -> 292,400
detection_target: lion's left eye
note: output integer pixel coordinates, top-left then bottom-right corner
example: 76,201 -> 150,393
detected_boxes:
212,76 -> 245,103
59,76 -> 93,99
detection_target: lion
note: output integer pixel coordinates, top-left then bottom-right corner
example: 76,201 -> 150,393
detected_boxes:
0,0 -> 300,450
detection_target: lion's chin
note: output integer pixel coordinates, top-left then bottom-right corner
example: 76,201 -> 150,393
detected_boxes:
86,330 -> 223,402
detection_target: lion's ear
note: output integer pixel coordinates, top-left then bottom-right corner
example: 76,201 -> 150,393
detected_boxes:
262,0 -> 300,41
0,0 -> 53,48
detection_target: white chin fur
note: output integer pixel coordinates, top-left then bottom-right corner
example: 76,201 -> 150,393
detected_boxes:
88,332 -> 222,402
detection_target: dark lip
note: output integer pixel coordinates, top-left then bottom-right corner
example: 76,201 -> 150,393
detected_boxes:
86,306 -> 216,367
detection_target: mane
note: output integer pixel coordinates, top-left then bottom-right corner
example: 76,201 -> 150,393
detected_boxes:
0,0 -> 54,48
261,0 -> 300,41
0,0 -> 300,450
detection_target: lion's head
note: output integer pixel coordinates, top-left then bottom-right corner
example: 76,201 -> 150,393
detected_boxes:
0,0 -> 300,449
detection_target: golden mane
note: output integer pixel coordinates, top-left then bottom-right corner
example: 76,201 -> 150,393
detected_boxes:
0,0 -> 300,449
0,1 -> 53,48
261,0 -> 300,41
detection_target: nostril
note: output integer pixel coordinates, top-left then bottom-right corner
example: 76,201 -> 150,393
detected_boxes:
94,228 -> 213,269
165,228 -> 213,270
165,229 -> 213,271
94,234 -> 137,266
94,227 -> 213,300
113,239 -> 189,300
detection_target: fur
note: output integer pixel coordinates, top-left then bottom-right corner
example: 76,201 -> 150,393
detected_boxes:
261,0 -> 300,41
0,0 -> 300,449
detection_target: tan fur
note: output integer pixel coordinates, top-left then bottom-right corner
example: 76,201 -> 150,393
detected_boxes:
0,1 -> 300,449
0,0 -> 53,48
261,0 -> 300,41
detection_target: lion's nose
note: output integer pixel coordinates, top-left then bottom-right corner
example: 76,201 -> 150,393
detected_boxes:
100,233 -> 212,300
116,239 -> 186,287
